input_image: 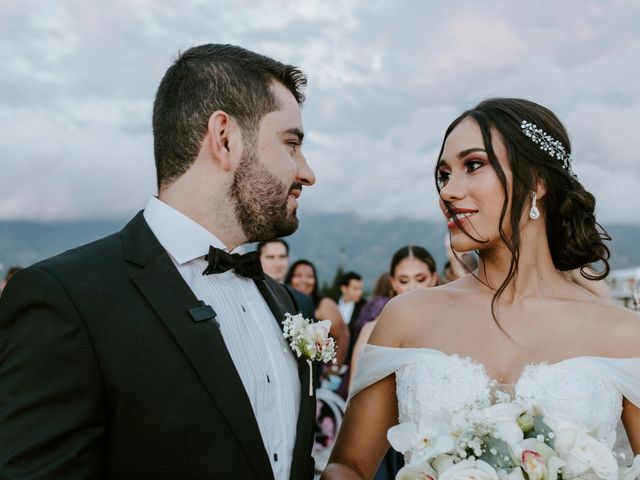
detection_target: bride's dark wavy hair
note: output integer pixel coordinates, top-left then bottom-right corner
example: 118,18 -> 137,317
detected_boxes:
434,98 -> 611,323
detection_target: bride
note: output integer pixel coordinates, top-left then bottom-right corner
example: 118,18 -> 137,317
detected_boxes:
322,98 -> 640,479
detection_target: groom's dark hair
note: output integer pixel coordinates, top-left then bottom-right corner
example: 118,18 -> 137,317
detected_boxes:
152,43 -> 307,189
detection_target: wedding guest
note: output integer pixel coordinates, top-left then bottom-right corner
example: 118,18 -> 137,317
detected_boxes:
257,238 -> 315,319
257,238 -> 290,283
348,246 -> 438,480
352,272 -> 391,332
286,259 -> 350,367
336,272 -> 391,400
337,271 -> 365,328
335,271 -> 366,399
337,271 -> 366,359
349,246 -> 437,387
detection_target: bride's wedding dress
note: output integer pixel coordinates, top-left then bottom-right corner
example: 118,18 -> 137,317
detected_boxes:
351,345 -> 640,478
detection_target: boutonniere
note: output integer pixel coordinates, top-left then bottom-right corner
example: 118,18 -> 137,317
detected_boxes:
282,313 -> 337,396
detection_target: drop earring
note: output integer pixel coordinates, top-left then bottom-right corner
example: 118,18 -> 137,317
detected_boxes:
529,192 -> 540,220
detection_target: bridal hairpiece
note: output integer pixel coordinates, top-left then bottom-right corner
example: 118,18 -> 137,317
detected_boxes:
520,120 -> 576,178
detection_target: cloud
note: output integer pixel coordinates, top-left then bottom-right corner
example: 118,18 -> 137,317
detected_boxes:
0,0 -> 638,225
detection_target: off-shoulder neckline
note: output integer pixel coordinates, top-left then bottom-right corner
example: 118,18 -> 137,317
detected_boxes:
362,344 -> 640,385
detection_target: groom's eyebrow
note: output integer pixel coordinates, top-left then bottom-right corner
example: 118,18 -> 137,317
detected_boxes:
282,128 -> 304,142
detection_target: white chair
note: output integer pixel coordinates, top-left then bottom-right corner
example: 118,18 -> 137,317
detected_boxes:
313,388 -> 347,473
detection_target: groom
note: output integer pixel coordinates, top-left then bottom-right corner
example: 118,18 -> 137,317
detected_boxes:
0,44 -> 317,479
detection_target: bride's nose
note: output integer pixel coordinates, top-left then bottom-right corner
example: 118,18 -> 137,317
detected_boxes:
440,173 -> 465,203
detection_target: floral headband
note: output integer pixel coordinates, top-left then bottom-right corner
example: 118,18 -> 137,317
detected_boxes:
520,120 -> 576,178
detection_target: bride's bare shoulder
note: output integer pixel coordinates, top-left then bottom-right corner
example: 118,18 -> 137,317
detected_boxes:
594,302 -> 640,357
369,282 -> 482,348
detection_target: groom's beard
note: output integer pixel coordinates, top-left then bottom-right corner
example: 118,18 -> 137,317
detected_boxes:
230,147 -> 300,243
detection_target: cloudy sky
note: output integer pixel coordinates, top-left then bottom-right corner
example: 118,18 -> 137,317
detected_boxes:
1,0 -> 638,224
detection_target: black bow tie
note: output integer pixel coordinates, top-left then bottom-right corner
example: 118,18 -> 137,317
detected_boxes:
202,246 -> 265,280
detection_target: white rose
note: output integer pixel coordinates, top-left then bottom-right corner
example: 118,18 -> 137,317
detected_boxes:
438,459 -> 499,480
563,433 -> 618,480
301,319 -> 331,357
467,402 -> 524,448
396,458 -> 437,480
539,412 -> 582,454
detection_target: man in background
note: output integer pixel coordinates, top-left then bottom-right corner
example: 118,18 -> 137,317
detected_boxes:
258,238 -> 315,320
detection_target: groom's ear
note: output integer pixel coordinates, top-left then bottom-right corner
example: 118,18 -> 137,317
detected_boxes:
206,110 -> 241,172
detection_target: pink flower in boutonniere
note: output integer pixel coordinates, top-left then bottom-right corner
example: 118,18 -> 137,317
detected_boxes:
282,313 -> 337,364
282,313 -> 337,396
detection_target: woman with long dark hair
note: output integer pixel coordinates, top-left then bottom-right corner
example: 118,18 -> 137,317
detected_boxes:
349,246 -> 438,385
286,259 -> 350,367
323,98 -> 640,479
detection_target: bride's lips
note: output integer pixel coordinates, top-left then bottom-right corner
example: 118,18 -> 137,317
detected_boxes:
445,207 -> 478,230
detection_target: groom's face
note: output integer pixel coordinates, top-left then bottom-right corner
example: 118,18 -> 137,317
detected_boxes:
230,82 -> 315,242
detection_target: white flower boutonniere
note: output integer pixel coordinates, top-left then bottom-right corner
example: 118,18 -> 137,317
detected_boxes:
282,313 -> 337,396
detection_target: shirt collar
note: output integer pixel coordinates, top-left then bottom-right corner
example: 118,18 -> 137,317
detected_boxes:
143,196 -> 245,265
338,297 -> 354,307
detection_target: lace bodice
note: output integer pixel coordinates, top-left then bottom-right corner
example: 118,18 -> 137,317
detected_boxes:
351,346 -> 640,452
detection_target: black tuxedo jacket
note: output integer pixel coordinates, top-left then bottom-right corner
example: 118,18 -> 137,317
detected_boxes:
0,212 -> 316,479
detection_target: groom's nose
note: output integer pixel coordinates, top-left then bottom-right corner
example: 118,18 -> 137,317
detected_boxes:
296,153 -> 316,186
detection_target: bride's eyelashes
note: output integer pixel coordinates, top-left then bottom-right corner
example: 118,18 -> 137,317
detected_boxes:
437,159 -> 485,188
436,169 -> 450,188
464,159 -> 485,172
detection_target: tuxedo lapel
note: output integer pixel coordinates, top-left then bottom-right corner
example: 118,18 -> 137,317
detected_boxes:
122,213 -> 274,480
254,278 -> 316,480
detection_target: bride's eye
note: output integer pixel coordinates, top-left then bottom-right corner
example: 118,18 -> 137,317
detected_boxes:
437,170 -> 450,188
465,160 -> 484,172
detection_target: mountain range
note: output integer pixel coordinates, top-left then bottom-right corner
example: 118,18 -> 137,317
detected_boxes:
1,213 -> 639,289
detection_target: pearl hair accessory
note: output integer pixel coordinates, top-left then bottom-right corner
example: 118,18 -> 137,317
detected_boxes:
520,120 -> 576,178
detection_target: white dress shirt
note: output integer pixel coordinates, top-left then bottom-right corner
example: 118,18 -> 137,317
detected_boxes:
337,297 -> 355,325
144,197 -> 300,480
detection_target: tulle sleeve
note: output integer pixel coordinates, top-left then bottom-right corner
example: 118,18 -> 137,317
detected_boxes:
593,357 -> 640,408
348,344 -> 440,400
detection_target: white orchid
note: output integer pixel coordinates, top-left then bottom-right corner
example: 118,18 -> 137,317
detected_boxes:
516,439 -> 565,480
387,399 -> 629,480
388,416 -> 455,465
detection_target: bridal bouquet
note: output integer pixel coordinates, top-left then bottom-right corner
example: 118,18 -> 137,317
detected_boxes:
388,395 -> 640,480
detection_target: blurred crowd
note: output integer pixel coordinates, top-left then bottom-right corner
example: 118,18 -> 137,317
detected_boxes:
256,238 -> 479,478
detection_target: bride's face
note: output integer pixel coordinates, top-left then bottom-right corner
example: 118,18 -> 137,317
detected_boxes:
436,117 -> 513,253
